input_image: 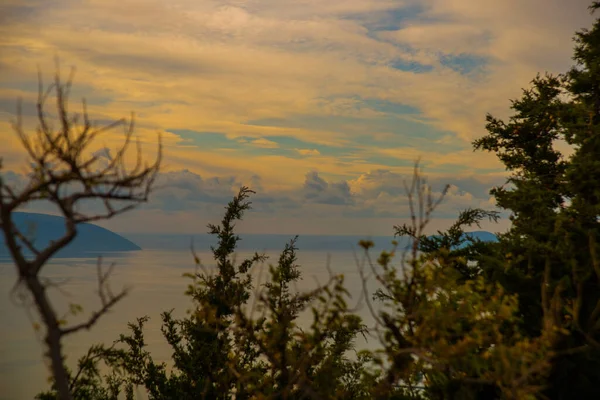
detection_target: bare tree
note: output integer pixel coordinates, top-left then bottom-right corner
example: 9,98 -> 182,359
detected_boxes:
0,66 -> 161,400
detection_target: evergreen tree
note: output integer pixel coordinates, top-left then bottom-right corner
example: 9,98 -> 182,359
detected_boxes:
470,3 -> 600,398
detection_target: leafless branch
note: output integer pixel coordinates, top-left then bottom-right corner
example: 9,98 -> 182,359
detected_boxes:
0,65 -> 161,400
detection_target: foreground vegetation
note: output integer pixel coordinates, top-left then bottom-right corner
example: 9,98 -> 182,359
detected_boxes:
3,2 -> 600,399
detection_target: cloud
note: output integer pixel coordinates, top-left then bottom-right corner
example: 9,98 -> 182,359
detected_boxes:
248,137 -> 279,148
145,168 -> 501,221
1,165 -> 499,213
149,169 -> 243,211
91,147 -> 113,170
296,148 -> 320,156
0,0 -> 590,235
0,163 -> 510,236
2,0 -> 589,145
91,147 -> 112,160
302,171 -> 353,205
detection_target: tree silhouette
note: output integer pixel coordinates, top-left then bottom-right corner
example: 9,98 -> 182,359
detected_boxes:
0,64 -> 161,400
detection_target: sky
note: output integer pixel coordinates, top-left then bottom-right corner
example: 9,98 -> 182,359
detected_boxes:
0,0 -> 594,236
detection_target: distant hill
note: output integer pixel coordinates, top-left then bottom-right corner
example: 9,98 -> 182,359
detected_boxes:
462,231 -> 498,242
0,212 -> 141,258
432,230 -> 499,250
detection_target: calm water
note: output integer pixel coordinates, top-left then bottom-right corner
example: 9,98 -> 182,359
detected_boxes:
1,242 -> 396,400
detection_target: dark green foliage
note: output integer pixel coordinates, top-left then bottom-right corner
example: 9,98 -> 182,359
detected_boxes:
37,187 -> 378,400
464,4 -> 600,399
37,180 -> 556,400
396,207 -> 501,281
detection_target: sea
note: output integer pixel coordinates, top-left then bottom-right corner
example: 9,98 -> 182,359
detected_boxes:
0,234 -> 408,400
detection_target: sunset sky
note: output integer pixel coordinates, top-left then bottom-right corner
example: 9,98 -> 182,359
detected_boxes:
0,0 -> 593,235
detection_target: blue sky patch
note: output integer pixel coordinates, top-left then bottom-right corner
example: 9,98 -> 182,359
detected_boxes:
362,98 -> 421,115
170,130 -> 234,147
247,110 -> 466,155
390,59 -> 434,73
261,135 -> 347,157
358,5 -> 426,33
168,129 -> 351,159
439,53 -> 489,75
1,80 -> 114,107
359,154 -> 421,168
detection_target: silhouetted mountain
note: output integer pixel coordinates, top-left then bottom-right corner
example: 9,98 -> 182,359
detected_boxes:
428,230 -> 499,250
463,230 -> 498,242
0,212 -> 141,258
